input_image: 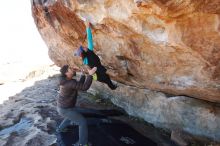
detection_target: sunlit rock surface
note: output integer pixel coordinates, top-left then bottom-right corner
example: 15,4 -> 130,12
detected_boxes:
31,0 -> 220,142
32,0 -> 220,102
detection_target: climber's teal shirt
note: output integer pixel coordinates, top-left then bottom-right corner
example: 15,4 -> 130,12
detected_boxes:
83,27 -> 93,65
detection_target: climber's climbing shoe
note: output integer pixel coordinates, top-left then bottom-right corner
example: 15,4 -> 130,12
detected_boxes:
56,127 -> 70,133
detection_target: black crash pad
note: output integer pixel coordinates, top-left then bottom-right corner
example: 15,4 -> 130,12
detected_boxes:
56,109 -> 157,146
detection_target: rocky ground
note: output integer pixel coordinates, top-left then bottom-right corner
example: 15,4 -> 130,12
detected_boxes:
0,65 -> 219,146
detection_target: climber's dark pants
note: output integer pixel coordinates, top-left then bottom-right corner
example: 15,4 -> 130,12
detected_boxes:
87,62 -> 116,90
96,71 -> 116,90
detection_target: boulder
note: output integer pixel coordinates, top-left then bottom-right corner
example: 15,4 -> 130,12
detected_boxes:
31,0 -> 220,102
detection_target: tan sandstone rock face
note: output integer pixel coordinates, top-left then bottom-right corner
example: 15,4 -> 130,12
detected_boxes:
31,0 -> 220,102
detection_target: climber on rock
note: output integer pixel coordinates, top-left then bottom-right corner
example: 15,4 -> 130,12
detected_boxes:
74,19 -> 117,90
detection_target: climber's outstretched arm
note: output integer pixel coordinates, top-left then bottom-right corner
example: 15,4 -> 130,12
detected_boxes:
85,20 -> 94,51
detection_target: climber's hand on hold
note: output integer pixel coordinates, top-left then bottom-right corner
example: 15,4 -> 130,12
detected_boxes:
135,0 -> 142,7
85,19 -> 91,28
